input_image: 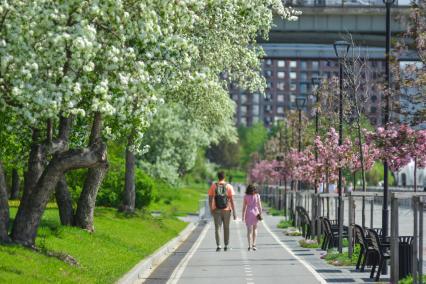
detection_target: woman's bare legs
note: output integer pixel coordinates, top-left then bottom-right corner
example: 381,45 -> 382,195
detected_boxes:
252,224 -> 258,250
247,225 -> 253,249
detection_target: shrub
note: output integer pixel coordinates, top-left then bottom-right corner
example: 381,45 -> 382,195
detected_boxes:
134,170 -> 156,209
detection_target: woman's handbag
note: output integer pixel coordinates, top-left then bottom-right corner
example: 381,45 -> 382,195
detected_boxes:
256,214 -> 263,221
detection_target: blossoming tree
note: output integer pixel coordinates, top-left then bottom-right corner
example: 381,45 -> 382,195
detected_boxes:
0,0 -> 300,245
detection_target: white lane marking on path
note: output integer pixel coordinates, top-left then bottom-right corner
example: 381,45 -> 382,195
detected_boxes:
166,223 -> 211,284
236,208 -> 255,284
262,221 -> 327,284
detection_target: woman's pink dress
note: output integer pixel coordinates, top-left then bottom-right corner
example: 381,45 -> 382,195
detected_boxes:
244,194 -> 261,226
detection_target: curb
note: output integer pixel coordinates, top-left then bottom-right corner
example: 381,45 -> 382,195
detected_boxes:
117,222 -> 198,284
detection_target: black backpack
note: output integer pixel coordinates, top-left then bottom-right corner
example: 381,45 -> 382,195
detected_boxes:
214,183 -> 228,209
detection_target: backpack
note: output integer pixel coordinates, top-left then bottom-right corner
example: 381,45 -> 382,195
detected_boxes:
214,183 -> 228,209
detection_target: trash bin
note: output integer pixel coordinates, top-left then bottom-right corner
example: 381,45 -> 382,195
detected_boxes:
398,236 -> 413,279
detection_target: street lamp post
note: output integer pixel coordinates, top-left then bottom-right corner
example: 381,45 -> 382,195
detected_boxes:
311,76 -> 322,194
295,97 -> 306,154
333,40 -> 351,254
382,0 -> 395,252
294,97 -> 306,227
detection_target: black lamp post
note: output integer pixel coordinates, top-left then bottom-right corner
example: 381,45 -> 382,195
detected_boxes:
311,76 -> 322,194
333,40 -> 351,253
382,0 -> 395,252
295,97 -> 306,194
295,97 -> 306,153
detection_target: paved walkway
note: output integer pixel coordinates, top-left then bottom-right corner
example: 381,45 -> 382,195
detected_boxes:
143,192 -> 390,284
165,194 -> 325,284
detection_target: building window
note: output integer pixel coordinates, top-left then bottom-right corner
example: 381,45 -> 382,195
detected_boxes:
277,82 -> 285,90
240,105 -> 247,115
240,95 -> 247,104
264,70 -> 272,78
277,94 -> 285,102
290,83 -> 297,91
312,61 -> 319,70
253,106 -> 260,115
253,116 -> 259,123
371,95 -> 377,102
277,71 -> 286,79
277,60 -> 285,68
253,93 -> 260,104
290,94 -> 296,103
300,61 -> 307,70
290,72 -> 297,80
300,83 -> 308,94
267,81 -> 273,89
265,59 -> 272,66
370,106 -> 377,113
290,61 -> 297,68
277,106 -> 284,114
300,72 -> 308,82
232,94 -> 238,101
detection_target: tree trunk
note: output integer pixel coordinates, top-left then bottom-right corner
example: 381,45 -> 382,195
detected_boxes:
11,140 -> 107,246
0,162 -> 10,243
55,175 -> 74,226
74,112 -> 108,231
11,115 -> 103,246
74,166 -> 107,231
22,129 -> 45,204
10,168 -> 20,200
120,142 -> 136,213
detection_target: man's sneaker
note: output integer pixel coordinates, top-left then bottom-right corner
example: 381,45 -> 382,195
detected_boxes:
224,246 -> 229,251
216,246 -> 221,252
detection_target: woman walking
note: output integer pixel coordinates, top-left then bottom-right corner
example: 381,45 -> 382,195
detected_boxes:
242,184 -> 262,251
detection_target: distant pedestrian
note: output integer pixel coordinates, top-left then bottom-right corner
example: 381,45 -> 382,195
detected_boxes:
208,171 -> 236,252
242,184 -> 262,251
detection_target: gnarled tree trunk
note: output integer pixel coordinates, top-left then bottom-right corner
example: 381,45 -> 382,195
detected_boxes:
10,168 -> 20,200
11,140 -> 107,246
11,115 -> 106,246
74,112 -> 108,231
120,139 -> 136,213
0,162 -> 10,243
55,175 -> 73,226
74,166 -> 107,231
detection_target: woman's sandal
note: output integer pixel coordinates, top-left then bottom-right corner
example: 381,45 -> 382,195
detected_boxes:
248,246 -> 251,251
252,245 -> 257,251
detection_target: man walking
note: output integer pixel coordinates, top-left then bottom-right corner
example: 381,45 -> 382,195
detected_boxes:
208,171 -> 236,252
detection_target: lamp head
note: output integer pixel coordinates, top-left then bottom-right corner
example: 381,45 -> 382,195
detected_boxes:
383,0 -> 395,4
311,76 -> 322,89
295,97 -> 306,110
333,40 -> 351,59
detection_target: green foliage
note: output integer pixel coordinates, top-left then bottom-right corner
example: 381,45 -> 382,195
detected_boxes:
206,140 -> 241,168
277,219 -> 293,229
66,142 -> 156,209
324,245 -> 361,266
268,207 -> 285,216
238,123 -> 268,167
399,274 -> 426,284
186,150 -> 217,185
299,239 -> 320,248
2,207 -> 185,284
141,104 -> 219,185
365,162 -> 395,186
225,169 -> 247,183
147,182 -> 206,216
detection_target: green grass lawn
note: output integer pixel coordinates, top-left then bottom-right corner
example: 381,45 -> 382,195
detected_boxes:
148,182 -> 207,216
1,204 -> 189,283
225,169 -> 247,184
